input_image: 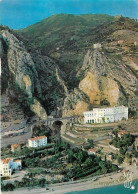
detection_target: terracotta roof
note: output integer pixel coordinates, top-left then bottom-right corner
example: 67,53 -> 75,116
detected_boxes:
29,136 -> 47,141
123,169 -> 129,173
118,131 -> 129,135
14,159 -> 21,162
11,144 -> 20,148
2,158 -> 11,164
88,148 -> 97,152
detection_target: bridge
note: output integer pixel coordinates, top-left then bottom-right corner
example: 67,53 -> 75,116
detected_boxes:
31,116 -> 83,135
43,116 -> 83,134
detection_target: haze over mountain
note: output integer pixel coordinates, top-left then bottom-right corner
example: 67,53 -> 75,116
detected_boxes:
1,14 -> 138,120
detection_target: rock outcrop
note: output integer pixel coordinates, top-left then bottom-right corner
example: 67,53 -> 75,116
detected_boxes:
1,15 -> 138,119
1,29 -> 66,119
62,88 -> 89,116
63,46 -> 137,116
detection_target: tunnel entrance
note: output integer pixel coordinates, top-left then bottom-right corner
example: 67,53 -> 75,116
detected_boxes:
53,120 -> 63,126
52,120 -> 63,132
52,120 -> 63,140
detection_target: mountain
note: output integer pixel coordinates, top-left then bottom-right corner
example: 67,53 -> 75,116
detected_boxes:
17,14 -> 115,88
1,14 -> 138,119
0,27 -> 67,120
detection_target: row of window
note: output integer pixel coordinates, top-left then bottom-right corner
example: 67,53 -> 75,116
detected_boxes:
85,112 -> 128,117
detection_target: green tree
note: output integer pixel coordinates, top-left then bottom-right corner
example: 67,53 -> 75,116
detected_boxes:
39,178 -> 46,188
117,156 -> 123,164
2,183 -> 15,191
14,180 -> 20,188
119,148 -> 126,156
68,150 -> 74,163
87,139 -> 94,148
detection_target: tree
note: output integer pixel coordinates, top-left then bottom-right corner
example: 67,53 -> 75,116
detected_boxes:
119,148 -> 126,156
39,178 -> 46,188
87,139 -> 94,148
104,155 -> 107,163
117,156 -> 123,164
77,151 -> 84,166
84,157 -> 93,166
102,117 -> 105,123
2,183 -> 15,191
68,150 -> 74,163
102,166 -> 108,174
14,180 -> 20,188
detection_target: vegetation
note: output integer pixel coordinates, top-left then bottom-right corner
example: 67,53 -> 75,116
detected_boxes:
128,109 -> 137,118
15,14 -> 114,90
100,99 -> 110,106
1,182 -> 15,191
1,138 -> 119,191
83,139 -> 94,149
33,125 -> 52,142
110,133 -> 135,148
22,140 -> 118,181
16,14 -> 138,92
110,132 -> 136,164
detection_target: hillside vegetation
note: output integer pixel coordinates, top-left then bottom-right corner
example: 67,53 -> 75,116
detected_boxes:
1,14 -> 138,118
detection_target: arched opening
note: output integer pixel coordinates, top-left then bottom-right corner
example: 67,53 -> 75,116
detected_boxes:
52,120 -> 63,137
53,120 -> 63,126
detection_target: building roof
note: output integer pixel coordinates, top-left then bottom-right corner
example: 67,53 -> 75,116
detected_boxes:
2,158 -> 11,164
118,131 -> 129,135
11,144 -> 21,148
123,169 -> 129,173
88,148 -> 97,152
13,159 -> 22,163
29,136 -> 47,141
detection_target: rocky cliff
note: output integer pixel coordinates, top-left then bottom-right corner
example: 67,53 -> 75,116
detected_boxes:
0,29 -> 66,119
1,15 -> 138,119
63,29 -> 138,115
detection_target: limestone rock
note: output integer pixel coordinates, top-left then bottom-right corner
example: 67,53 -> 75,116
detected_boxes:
31,98 -> 47,119
79,72 -> 100,104
62,88 -> 89,117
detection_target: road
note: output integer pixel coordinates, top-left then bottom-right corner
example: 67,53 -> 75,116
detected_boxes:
1,120 -> 27,134
3,167 -> 138,194
1,115 -> 81,147
1,126 -> 32,148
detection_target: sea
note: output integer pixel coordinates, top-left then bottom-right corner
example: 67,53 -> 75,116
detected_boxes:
67,179 -> 138,194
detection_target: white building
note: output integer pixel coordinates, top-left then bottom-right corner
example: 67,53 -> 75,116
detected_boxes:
88,148 -> 97,155
0,158 -> 22,177
28,136 -> 47,147
93,43 -> 101,49
13,160 -> 22,170
84,106 -> 128,124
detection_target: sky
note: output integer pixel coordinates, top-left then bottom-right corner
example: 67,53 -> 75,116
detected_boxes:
0,0 -> 138,29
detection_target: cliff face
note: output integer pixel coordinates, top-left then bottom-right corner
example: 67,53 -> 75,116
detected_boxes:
63,40 -> 138,115
1,29 -> 66,119
1,15 -> 138,119
62,88 -> 89,116
79,72 -> 120,106
1,30 -> 47,119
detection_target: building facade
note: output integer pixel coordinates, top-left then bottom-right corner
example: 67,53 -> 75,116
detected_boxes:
84,106 -> 128,124
88,148 -> 97,155
0,158 -> 22,177
28,136 -> 47,147
93,43 -> 101,49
